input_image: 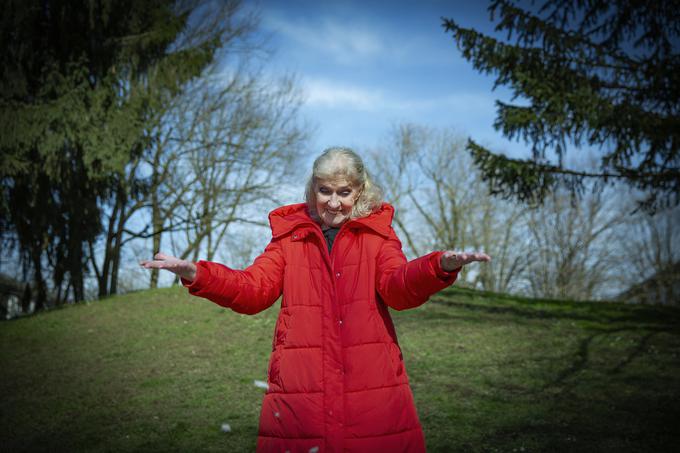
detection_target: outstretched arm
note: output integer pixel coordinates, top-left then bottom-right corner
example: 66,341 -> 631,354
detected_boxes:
376,233 -> 490,311
140,240 -> 285,315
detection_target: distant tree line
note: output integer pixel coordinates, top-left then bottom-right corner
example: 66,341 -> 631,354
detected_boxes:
369,124 -> 679,303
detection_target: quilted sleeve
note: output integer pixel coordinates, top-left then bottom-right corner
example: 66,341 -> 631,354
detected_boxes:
180,238 -> 285,315
376,230 -> 460,311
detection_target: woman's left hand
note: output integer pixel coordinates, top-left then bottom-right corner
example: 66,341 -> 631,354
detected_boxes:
440,250 -> 491,272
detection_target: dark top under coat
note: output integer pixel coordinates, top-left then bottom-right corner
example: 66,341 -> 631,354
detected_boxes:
322,227 -> 340,254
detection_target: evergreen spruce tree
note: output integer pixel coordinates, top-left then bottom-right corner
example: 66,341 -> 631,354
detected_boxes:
443,0 -> 680,211
0,0 -> 224,305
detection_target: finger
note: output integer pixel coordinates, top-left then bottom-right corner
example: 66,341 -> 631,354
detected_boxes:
473,253 -> 491,262
154,252 -> 171,260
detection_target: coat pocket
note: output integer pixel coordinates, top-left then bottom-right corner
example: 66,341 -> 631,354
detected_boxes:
388,342 -> 405,378
267,349 -> 282,388
272,311 -> 289,350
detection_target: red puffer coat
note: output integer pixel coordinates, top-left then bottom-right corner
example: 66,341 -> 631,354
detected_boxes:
182,203 -> 459,452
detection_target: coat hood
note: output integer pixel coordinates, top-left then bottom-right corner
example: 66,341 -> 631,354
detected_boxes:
268,202 -> 395,239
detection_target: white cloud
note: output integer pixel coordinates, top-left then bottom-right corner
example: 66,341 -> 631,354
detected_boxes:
304,78 -> 385,110
401,92 -> 499,115
263,13 -> 385,64
301,76 -> 500,120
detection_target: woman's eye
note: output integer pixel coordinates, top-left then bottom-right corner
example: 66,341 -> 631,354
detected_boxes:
340,191 -> 351,196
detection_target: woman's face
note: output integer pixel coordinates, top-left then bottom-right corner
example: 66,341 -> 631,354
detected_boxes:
315,178 -> 359,228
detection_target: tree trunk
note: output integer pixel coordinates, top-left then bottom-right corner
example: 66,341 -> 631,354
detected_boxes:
109,184 -> 128,296
150,145 -> 163,289
30,248 -> 46,312
98,194 -> 120,299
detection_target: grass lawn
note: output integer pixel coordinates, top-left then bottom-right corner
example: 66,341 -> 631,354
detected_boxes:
1,286 -> 679,452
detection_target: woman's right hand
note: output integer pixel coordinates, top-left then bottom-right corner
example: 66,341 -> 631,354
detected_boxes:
139,252 -> 197,282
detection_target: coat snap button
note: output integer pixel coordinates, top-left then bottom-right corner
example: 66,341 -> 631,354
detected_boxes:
335,272 -> 340,278
338,319 -> 343,325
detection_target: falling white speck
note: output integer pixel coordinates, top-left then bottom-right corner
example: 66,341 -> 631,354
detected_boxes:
309,447 -> 319,453
220,423 -> 231,433
253,380 -> 269,390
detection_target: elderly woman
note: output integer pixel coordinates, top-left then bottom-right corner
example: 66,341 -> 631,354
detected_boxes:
140,147 -> 490,452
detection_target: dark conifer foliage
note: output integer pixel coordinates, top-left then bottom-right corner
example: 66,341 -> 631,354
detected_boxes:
443,0 -> 680,211
0,0 -> 222,305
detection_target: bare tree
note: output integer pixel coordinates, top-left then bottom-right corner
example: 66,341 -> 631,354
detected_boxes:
371,124 -> 673,302
522,187 -> 625,300
370,124 -> 428,257
86,0 -> 261,297
134,68 -> 307,288
87,1 -> 309,295
172,73 -> 307,267
469,200 -> 526,294
369,124 -> 526,293
615,203 -> 680,304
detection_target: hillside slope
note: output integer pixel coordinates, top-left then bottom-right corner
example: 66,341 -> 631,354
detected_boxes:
1,286 -> 679,452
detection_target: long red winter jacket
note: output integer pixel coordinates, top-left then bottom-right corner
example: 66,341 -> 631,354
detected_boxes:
182,202 -> 459,452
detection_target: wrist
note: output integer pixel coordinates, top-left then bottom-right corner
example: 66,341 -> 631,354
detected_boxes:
441,263 -> 461,273
434,252 -> 460,279
440,254 -> 460,273
183,262 -> 197,282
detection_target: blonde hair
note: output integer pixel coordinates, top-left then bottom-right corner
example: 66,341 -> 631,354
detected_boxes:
305,147 -> 384,221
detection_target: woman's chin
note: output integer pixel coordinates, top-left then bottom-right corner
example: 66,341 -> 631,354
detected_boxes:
322,213 -> 348,228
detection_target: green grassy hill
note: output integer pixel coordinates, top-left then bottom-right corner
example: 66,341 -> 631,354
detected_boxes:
1,286 -> 679,452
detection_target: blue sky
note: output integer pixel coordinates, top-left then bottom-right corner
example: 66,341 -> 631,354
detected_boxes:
251,0 -> 527,163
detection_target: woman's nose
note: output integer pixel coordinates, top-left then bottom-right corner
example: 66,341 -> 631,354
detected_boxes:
328,195 -> 340,208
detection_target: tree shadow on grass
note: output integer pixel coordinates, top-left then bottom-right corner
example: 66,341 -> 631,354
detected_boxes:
418,293 -> 680,452
487,325 -> 678,451
544,325 -> 677,390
